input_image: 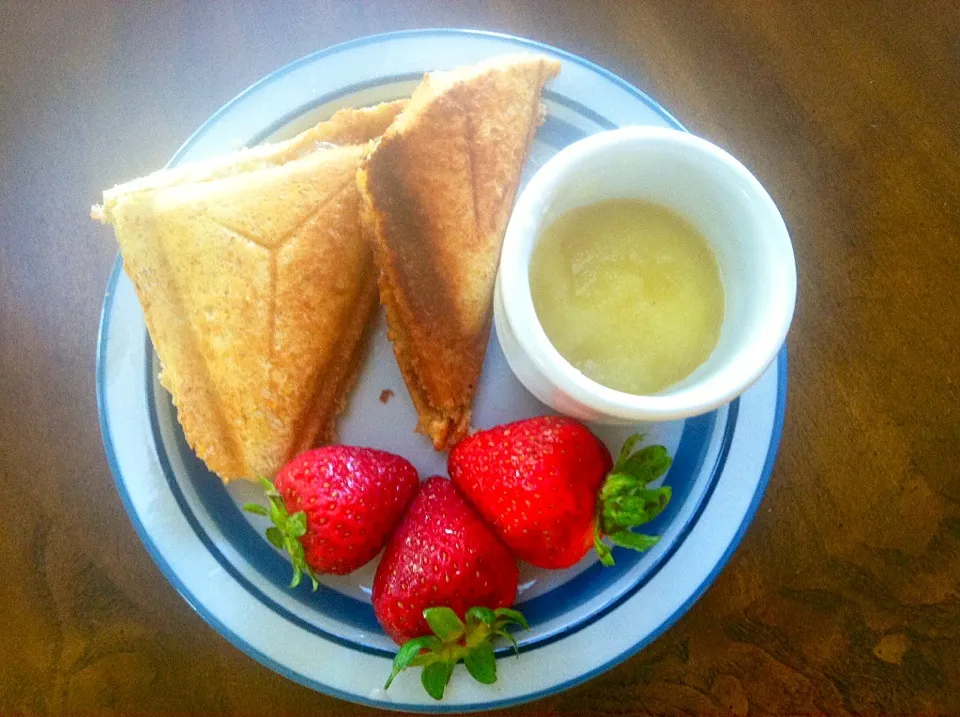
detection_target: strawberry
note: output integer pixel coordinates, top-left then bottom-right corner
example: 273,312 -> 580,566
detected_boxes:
244,446 -> 419,584
374,476 -> 526,700
449,416 -> 672,569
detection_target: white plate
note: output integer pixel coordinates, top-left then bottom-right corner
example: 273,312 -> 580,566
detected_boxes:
96,29 -> 787,712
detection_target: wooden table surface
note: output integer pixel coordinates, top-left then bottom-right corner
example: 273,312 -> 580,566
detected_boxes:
2,1 -> 958,715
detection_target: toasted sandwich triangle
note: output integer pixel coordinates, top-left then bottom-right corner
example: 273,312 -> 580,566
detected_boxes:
359,55 -> 561,450
94,102 -> 404,481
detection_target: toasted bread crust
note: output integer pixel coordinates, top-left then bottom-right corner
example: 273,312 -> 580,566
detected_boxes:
359,55 -> 560,450
96,102 -> 404,481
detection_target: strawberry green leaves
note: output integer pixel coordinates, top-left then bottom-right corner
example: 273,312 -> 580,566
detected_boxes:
425,606 -> 466,641
421,661 -> 456,700
463,641 -> 497,683
608,530 -> 661,551
384,635 -> 440,690
385,606 -> 529,700
468,606 -> 527,657
595,434 -> 673,566
243,477 -> 319,591
612,434 -> 672,480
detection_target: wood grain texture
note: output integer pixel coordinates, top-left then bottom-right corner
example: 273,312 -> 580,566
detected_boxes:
1,0 -> 958,714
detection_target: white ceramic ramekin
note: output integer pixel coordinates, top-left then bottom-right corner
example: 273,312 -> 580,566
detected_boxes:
494,127 -> 796,423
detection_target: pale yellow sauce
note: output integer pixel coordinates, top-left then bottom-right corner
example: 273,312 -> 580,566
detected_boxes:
529,199 -> 724,395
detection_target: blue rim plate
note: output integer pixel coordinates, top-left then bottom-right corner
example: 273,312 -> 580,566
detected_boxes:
96,29 -> 787,712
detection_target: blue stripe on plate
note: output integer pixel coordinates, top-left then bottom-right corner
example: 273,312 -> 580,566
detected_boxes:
97,29 -> 782,713
544,90 -> 618,131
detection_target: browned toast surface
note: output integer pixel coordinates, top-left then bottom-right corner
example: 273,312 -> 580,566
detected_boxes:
94,102 -> 403,481
359,55 -> 560,450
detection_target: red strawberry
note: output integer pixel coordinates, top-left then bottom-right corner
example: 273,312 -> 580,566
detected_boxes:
374,477 -> 526,700
373,476 -> 518,642
449,416 -> 672,569
244,446 -> 419,584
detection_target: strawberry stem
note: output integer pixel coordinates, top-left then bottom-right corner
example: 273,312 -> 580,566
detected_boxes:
593,434 -> 673,566
243,476 -> 320,591
384,606 -> 528,700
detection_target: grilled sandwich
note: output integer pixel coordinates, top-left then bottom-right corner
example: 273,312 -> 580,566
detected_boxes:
358,55 -> 561,450
93,101 -> 405,481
